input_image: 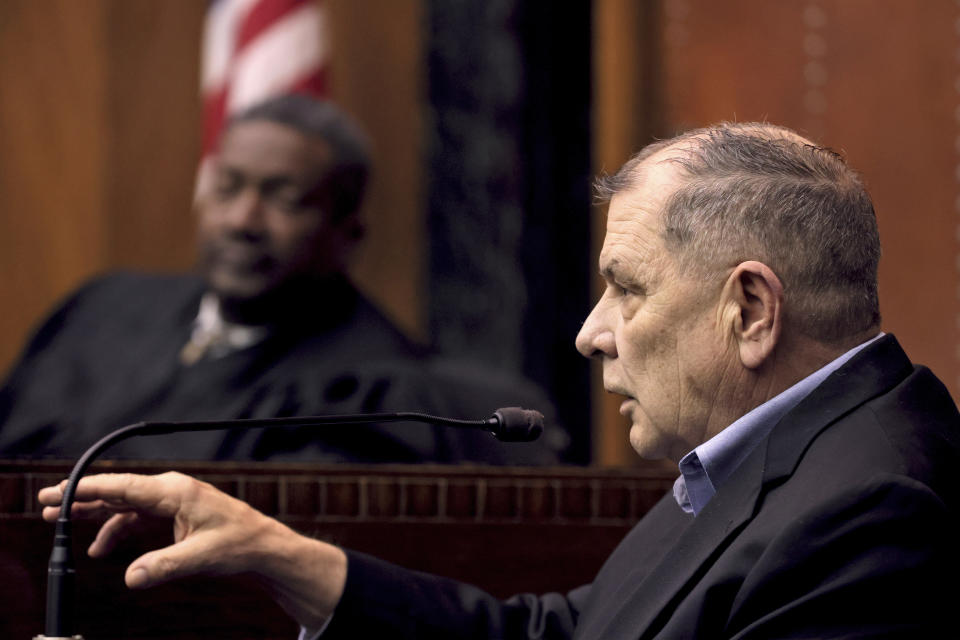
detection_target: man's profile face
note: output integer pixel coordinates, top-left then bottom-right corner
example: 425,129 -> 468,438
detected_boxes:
575,158 -> 734,462
197,120 -> 355,303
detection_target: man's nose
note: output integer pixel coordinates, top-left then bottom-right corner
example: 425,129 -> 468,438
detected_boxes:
575,299 -> 617,359
224,188 -> 267,233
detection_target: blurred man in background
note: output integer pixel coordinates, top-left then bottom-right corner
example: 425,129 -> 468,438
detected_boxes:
0,95 -> 562,464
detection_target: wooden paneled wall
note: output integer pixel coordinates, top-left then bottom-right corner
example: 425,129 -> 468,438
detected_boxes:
325,0 -> 425,341
0,0 -> 424,375
0,1 -> 202,371
593,0 -> 960,465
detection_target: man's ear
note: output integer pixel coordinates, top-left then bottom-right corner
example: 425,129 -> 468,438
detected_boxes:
723,261 -> 784,369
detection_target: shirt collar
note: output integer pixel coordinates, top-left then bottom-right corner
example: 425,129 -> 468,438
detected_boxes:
673,332 -> 884,515
185,294 -> 269,361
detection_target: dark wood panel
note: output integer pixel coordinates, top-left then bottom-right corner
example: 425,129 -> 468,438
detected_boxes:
325,0 -> 426,340
0,461 -> 673,639
658,0 -> 809,132
104,0 -> 205,270
0,0 -> 111,371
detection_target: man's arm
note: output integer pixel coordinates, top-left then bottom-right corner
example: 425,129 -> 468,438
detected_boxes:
323,549 -> 586,638
38,472 -> 587,638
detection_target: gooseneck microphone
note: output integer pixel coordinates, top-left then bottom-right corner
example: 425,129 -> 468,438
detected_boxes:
40,407 -> 544,639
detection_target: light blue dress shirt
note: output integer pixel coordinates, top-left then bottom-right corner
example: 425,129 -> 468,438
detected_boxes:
673,334 -> 883,515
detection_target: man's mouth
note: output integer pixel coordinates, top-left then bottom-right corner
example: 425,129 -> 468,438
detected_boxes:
603,380 -> 631,398
603,382 -> 636,416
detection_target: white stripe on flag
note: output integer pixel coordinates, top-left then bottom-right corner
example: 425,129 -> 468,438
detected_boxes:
201,0 -> 260,92
226,3 -> 328,112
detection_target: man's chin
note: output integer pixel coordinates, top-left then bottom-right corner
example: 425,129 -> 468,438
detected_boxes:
628,424 -> 669,461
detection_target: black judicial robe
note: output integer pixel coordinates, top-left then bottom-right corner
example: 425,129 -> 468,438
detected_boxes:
0,272 -> 561,464
321,335 -> 960,638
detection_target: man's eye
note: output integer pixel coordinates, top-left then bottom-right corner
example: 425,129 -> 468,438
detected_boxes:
213,174 -> 243,198
268,191 -> 308,212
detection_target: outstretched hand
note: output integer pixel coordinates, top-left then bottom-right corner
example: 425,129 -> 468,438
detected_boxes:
39,471 -> 347,629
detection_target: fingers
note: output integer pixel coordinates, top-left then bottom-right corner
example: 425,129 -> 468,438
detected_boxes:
39,472 -> 194,518
79,473 -> 185,517
43,498 -> 141,523
89,511 -> 142,558
38,479 -> 70,517
37,471 -> 275,592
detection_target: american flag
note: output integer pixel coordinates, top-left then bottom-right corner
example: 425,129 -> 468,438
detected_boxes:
198,0 -> 329,193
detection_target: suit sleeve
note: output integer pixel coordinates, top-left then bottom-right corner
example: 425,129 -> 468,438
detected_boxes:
321,550 -> 589,639
727,474 -> 959,639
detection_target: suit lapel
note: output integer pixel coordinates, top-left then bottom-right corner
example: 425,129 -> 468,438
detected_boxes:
581,446 -> 766,640
579,335 -> 913,640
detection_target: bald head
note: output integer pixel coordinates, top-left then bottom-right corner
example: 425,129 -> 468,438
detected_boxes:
595,122 -> 880,345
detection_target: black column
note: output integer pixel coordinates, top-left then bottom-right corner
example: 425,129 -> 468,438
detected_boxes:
426,0 -> 592,463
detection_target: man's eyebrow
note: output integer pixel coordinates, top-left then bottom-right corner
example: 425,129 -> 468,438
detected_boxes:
601,258 -> 648,291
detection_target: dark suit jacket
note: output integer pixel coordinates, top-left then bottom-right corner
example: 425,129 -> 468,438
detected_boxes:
323,335 -> 960,638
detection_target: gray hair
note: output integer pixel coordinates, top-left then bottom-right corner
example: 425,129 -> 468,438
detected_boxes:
227,94 -> 372,222
595,123 -> 881,343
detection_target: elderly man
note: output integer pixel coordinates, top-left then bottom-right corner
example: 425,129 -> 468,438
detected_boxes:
41,123 -> 959,637
3,95 -> 558,464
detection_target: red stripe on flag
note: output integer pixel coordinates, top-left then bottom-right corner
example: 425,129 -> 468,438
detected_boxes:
286,65 -> 329,98
234,0 -> 307,53
202,87 -> 230,155
198,0 -> 330,198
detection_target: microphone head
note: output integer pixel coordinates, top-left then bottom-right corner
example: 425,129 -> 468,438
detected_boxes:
491,407 -> 544,442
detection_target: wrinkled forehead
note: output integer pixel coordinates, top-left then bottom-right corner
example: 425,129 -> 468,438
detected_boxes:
610,151 -> 687,220
599,163 -> 683,259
